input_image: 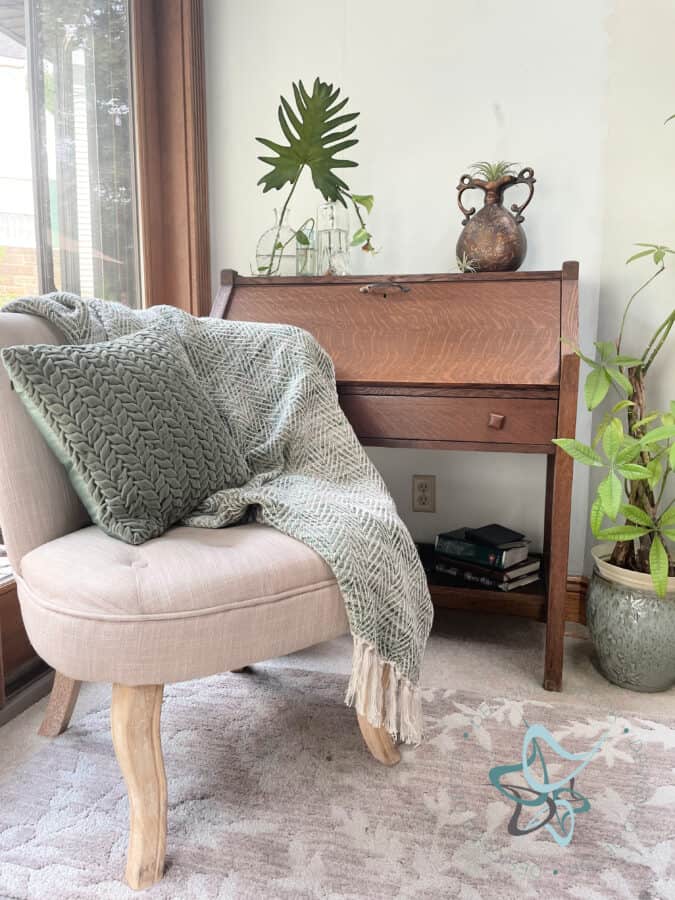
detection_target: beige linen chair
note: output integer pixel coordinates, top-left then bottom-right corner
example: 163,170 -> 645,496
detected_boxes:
0,312 -> 399,890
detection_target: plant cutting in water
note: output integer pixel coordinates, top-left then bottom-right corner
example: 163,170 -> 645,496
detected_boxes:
256,77 -> 377,275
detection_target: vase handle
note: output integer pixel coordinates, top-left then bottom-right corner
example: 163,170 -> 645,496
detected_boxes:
508,167 -> 536,224
456,175 -> 483,226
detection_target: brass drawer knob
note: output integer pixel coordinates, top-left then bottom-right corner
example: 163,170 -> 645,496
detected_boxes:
488,413 -> 506,430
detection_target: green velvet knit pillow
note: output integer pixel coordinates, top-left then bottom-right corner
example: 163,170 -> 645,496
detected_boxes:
1,328 -> 248,545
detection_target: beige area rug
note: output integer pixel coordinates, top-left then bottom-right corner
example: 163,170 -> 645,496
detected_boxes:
0,666 -> 674,900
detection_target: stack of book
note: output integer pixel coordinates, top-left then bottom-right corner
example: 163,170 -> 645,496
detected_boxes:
433,524 -> 541,592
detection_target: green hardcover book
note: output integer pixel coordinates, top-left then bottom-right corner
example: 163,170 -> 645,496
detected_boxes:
434,528 -> 529,569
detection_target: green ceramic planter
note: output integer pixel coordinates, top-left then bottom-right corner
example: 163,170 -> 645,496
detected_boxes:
587,548 -> 675,692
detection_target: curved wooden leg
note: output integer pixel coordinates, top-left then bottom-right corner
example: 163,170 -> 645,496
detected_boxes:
357,713 -> 401,766
356,664 -> 401,766
111,684 -> 167,891
38,673 -> 81,737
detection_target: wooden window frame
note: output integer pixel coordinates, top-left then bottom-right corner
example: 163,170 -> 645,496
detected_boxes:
131,0 -> 211,316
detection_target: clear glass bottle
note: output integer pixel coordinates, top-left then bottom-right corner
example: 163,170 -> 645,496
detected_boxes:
316,202 -> 350,275
255,209 -> 297,276
296,222 -> 317,275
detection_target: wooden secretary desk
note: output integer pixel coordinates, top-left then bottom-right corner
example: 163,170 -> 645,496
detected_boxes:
211,262 -> 580,692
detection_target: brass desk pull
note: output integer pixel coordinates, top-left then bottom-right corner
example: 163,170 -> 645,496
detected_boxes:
359,282 -> 411,297
488,413 -> 506,430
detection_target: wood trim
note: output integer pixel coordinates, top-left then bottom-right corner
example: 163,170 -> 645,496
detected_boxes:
431,575 -> 588,624
566,575 -> 588,625
224,268 -> 565,288
131,0 -> 211,316
543,351 -> 581,690
561,260 -> 580,345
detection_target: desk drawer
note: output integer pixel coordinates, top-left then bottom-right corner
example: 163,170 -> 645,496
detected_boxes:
339,395 -> 558,445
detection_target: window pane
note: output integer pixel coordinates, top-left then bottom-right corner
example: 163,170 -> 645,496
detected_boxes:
0,21 -> 39,306
0,0 -> 141,308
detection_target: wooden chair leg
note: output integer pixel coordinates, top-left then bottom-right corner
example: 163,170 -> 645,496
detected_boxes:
111,684 -> 167,891
357,714 -> 401,766
356,665 -> 401,766
38,673 -> 81,737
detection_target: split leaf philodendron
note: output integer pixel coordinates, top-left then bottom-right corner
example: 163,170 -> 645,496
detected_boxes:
256,78 -> 377,275
554,237 -> 675,597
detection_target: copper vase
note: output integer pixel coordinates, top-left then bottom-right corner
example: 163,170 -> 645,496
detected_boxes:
455,167 -> 536,272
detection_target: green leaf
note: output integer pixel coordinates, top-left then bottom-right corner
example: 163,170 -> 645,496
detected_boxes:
552,439 -> 603,466
351,226 -> 370,246
649,535 -> 669,597
662,528 -> 675,541
590,496 -> 605,538
615,442 -> 642,465
620,504 -> 654,528
598,472 -> 623,519
613,357 -> 643,367
670,443 -> 675,468
617,463 -> 651,479
659,507 -> 675,527
294,230 -> 310,246
611,400 -> 636,412
593,413 -> 611,449
274,241 -> 284,250
595,340 -> 616,361
602,418 -> 624,460
257,78 -> 359,203
647,458 -> 663,490
640,425 -> 675,445
632,413 -> 660,431
350,193 -> 374,214
584,367 -> 611,410
597,525 -> 650,541
626,249 -> 655,264
607,367 -> 633,396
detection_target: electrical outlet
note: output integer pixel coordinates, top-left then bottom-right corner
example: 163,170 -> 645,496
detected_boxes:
412,474 -> 436,512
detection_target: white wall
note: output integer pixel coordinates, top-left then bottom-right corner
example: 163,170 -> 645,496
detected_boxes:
204,0 -> 672,573
590,0 -> 675,563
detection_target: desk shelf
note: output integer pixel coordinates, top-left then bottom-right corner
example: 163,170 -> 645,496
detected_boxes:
428,575 -> 546,621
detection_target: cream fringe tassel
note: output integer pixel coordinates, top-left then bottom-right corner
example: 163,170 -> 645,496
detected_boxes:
345,635 -> 424,746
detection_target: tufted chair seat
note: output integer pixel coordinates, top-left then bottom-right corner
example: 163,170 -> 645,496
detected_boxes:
19,522 -> 348,685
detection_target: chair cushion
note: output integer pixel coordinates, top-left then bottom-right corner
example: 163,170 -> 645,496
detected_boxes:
1,327 -> 248,545
18,522 -> 348,684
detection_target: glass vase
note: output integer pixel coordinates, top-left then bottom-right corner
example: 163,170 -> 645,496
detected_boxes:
255,209 -> 297,276
296,222 -> 317,275
316,202 -> 350,275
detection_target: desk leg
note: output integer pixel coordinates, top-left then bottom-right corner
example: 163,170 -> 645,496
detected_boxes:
543,447 -> 574,692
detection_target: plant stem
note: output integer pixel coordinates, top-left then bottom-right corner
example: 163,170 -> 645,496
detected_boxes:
266,166 -> 304,275
617,264 -> 665,354
349,194 -> 368,232
643,309 -> 675,371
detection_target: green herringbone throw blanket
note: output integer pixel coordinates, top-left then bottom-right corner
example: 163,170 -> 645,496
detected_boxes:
4,294 -> 433,744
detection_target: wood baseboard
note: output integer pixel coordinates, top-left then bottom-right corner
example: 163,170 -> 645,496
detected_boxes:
566,575 -> 588,625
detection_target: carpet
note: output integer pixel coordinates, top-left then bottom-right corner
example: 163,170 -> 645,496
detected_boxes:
0,666 -> 674,899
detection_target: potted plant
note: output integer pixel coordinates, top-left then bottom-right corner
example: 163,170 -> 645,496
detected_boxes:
554,238 -> 675,691
255,78 -> 377,276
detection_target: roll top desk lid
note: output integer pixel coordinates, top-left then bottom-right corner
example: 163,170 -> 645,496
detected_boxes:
212,263 -> 579,390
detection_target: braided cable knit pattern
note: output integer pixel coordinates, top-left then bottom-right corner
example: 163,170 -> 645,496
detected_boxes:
1,327 -> 248,545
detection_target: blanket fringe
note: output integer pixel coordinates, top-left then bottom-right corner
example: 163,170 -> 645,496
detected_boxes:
345,636 -> 423,746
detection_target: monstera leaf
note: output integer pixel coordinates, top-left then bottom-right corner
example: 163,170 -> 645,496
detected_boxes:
256,78 -> 359,205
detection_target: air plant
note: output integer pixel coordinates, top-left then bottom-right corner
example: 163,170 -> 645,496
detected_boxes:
256,78 -> 377,274
469,161 -> 519,182
456,252 -> 477,273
